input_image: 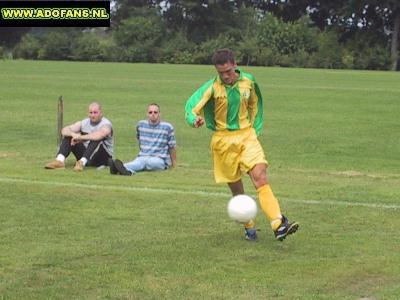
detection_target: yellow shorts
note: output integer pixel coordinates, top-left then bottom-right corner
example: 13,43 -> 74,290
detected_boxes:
210,127 -> 268,183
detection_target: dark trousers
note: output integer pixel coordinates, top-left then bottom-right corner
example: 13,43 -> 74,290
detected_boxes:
58,137 -> 111,167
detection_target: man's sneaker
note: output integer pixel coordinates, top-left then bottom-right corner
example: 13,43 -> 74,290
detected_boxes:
45,160 -> 65,169
244,227 -> 258,241
73,160 -> 84,172
114,159 -> 132,176
274,215 -> 299,241
108,158 -> 118,174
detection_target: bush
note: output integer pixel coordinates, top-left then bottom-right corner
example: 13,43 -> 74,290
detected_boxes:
192,35 -> 235,64
72,33 -> 105,61
8,10 -> 392,70
352,45 -> 391,70
368,46 -> 391,70
159,30 -> 195,64
37,31 -> 74,60
290,49 -> 311,68
342,30 -> 391,70
113,15 -> 165,63
346,42 -> 390,70
236,37 -> 260,66
341,49 -> 355,69
311,30 -> 343,69
98,40 -> 122,62
114,16 -> 163,47
13,34 -> 41,59
257,14 -> 319,55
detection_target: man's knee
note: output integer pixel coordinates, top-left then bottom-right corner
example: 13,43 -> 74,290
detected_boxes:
87,140 -> 102,147
85,141 -> 110,163
147,157 -> 166,170
250,163 -> 269,187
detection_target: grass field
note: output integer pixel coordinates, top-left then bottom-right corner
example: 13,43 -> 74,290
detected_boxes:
0,60 -> 399,299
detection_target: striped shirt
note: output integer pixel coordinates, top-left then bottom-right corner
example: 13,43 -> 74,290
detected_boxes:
185,68 -> 263,135
136,120 -> 176,166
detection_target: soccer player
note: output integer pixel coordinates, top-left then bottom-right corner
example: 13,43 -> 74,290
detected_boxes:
185,48 -> 299,241
45,102 -> 113,172
109,103 -> 176,176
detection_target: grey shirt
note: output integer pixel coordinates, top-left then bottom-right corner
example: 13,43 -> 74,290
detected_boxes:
80,117 -> 113,156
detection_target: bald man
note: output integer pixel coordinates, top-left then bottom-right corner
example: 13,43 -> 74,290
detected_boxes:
45,102 -> 114,172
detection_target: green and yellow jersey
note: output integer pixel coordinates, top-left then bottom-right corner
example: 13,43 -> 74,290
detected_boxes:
185,69 -> 263,135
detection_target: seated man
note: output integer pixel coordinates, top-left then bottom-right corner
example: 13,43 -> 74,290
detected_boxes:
45,101 -> 113,172
110,103 -> 176,176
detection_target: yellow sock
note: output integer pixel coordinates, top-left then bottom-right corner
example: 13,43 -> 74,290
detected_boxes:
244,219 -> 256,229
257,185 -> 282,230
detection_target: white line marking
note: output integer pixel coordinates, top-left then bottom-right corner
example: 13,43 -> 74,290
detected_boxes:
0,176 -> 399,210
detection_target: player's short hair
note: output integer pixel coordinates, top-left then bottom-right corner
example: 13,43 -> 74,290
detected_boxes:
148,103 -> 160,112
212,48 -> 235,65
89,101 -> 102,111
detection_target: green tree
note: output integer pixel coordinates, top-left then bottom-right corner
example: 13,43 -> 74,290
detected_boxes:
113,8 -> 164,62
13,34 -> 41,59
160,0 -> 239,43
257,13 -> 318,55
72,33 -> 104,61
38,30 -> 77,60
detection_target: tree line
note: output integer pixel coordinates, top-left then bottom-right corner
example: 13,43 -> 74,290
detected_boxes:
1,0 -> 399,70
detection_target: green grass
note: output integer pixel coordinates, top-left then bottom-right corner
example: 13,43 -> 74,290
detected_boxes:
0,60 -> 399,299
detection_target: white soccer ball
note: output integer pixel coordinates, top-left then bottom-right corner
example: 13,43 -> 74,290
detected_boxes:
227,194 -> 258,223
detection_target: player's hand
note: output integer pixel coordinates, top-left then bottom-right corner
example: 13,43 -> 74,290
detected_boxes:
71,132 -> 80,139
194,116 -> 204,128
71,134 -> 82,145
71,138 -> 78,145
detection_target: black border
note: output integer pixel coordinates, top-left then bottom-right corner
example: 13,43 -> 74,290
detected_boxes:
0,1 -> 110,27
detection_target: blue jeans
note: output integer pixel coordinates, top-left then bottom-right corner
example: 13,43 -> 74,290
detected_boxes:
124,156 -> 166,174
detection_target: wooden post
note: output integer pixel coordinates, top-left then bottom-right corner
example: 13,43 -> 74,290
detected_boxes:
57,96 -> 64,146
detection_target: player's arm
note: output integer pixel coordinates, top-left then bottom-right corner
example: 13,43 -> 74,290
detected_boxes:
185,79 -> 214,128
61,121 -> 81,139
168,127 -> 177,167
74,125 -> 112,142
169,147 -> 177,168
248,80 -> 263,136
